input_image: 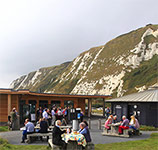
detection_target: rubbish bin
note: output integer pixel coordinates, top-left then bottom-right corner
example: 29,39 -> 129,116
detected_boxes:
72,120 -> 79,131
75,108 -> 81,120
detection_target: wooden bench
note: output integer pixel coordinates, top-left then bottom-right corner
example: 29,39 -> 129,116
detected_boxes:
27,133 -> 52,143
102,125 -> 130,137
48,139 -> 62,150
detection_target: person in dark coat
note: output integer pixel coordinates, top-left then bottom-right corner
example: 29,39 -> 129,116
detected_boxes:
39,118 -> 49,141
52,120 -> 67,150
39,118 -> 49,133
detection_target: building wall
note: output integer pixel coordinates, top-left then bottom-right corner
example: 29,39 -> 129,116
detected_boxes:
0,94 -> 8,122
0,93 -> 86,124
146,103 -> 158,127
111,102 -> 158,127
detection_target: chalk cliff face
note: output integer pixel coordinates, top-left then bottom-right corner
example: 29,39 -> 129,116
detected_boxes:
10,24 -> 158,97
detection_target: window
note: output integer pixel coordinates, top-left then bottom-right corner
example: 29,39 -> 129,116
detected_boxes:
64,100 -> 74,108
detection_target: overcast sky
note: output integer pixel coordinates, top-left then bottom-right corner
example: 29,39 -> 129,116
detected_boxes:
0,0 -> 157,88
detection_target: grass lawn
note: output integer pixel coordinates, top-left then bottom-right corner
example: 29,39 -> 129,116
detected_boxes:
0,138 -> 50,150
95,133 -> 158,150
0,126 -> 9,132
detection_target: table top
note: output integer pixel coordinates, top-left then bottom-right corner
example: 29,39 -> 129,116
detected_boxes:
49,125 -> 72,129
62,132 -> 87,147
20,127 -> 26,131
108,122 -> 121,127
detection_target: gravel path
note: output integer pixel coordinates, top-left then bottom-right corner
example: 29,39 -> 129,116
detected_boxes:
0,118 -> 157,145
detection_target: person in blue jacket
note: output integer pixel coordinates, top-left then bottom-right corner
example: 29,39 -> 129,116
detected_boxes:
79,122 -> 91,143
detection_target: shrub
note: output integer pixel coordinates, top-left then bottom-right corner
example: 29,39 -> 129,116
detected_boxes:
140,125 -> 158,131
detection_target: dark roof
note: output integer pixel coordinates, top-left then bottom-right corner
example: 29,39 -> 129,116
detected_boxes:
106,89 -> 158,102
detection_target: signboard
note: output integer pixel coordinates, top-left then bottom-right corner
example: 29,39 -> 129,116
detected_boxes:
31,114 -> 36,121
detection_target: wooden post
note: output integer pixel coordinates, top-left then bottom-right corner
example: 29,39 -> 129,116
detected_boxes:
98,119 -> 101,130
60,100 -> 64,108
103,98 -> 105,117
8,94 -> 11,116
88,118 -> 91,129
88,99 -> 92,118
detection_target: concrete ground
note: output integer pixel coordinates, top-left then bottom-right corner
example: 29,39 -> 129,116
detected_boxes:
0,118 -> 157,145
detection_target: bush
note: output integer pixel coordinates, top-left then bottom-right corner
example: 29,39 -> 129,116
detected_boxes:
140,125 -> 158,131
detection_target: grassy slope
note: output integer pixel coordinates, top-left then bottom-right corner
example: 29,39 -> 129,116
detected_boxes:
95,133 -> 158,150
52,46 -> 104,94
51,24 -> 158,95
12,24 -> 158,95
122,55 -> 158,95
13,62 -> 71,93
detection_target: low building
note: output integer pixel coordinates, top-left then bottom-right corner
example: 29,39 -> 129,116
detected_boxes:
0,89 -> 110,125
106,88 -> 158,127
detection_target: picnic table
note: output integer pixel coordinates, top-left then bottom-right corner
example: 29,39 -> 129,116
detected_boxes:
102,122 -> 131,137
62,132 -> 87,149
108,122 -> 121,135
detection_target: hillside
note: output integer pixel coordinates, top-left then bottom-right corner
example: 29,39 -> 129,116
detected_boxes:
10,62 -> 71,92
10,24 -> 158,97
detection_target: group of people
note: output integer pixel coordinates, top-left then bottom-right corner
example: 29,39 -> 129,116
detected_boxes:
104,114 -> 140,134
52,120 -> 91,150
21,105 -> 85,144
21,105 -> 68,143
37,106 -> 69,126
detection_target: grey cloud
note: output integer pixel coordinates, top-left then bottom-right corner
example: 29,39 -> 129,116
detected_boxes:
0,0 -> 158,87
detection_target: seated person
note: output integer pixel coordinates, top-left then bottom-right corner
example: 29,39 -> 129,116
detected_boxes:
21,119 -> 34,143
52,120 -> 67,150
129,116 -> 140,130
39,118 -> 49,133
118,116 -> 129,134
104,116 -> 112,130
112,115 -> 118,124
79,122 -> 91,142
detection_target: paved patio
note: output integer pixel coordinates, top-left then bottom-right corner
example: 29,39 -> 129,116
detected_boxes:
0,118 -> 157,145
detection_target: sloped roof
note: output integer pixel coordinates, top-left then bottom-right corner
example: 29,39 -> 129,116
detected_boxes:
0,88 -> 111,99
106,88 -> 158,102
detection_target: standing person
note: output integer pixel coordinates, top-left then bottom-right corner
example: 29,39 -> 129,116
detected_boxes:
51,107 -> 56,125
57,108 -> 63,121
105,107 -> 110,119
52,120 -> 67,150
10,108 -> 18,130
64,107 -> 68,123
21,119 -> 34,143
47,109 -> 52,126
118,116 -> 129,134
42,108 -> 48,120
37,107 -> 43,121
